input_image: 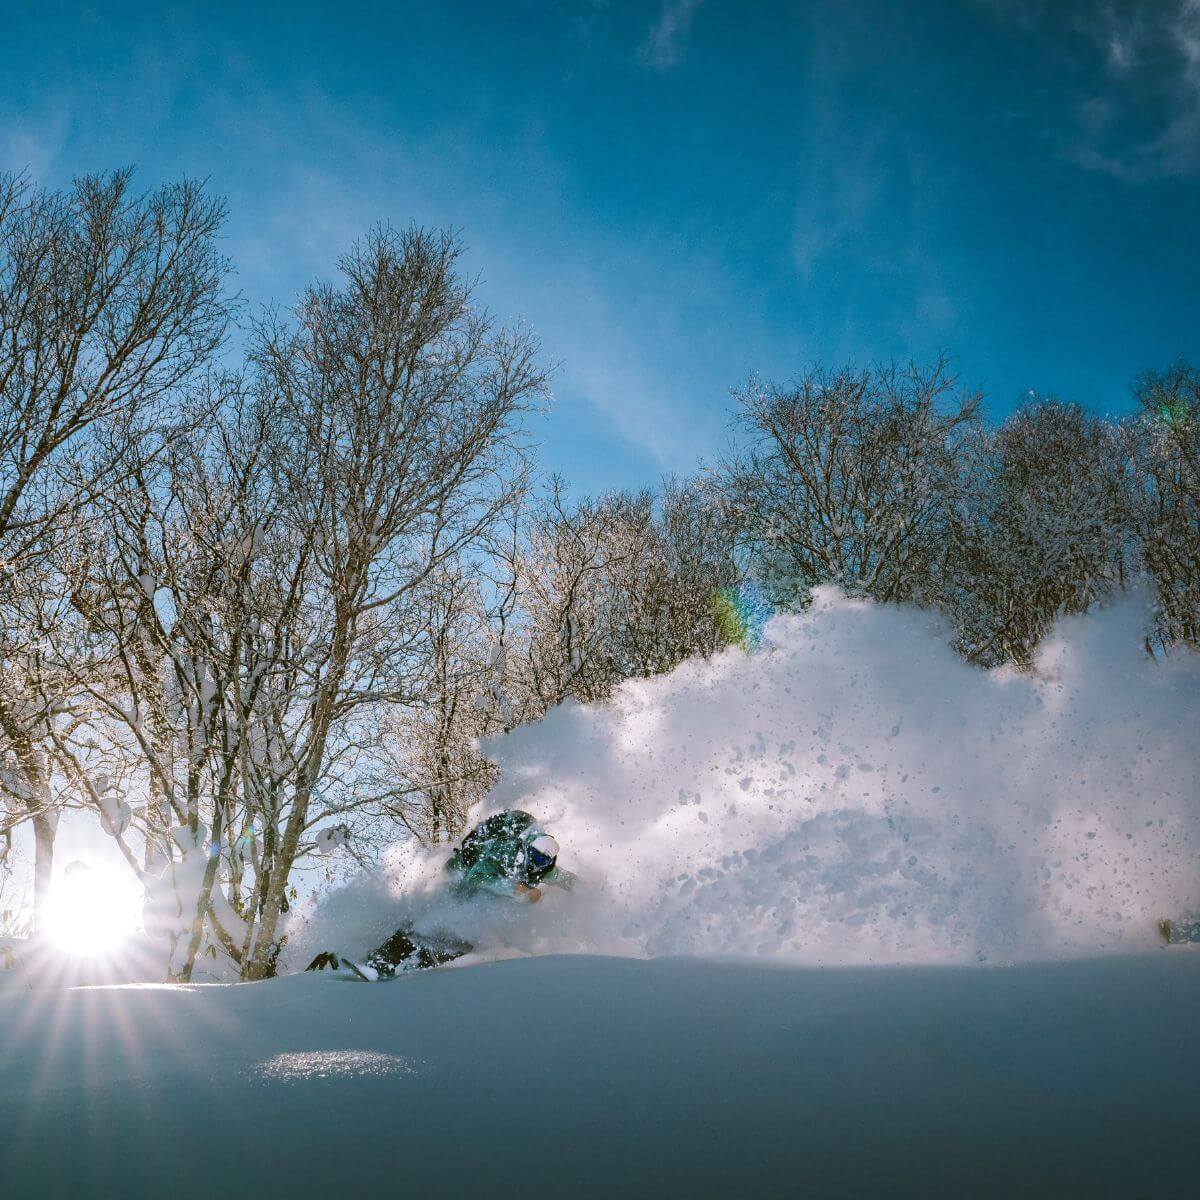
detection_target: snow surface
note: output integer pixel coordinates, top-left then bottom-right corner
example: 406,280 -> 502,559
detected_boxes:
2,952 -> 1200,1198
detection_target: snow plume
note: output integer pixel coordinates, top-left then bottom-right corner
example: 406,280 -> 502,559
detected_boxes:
296,589 -> 1200,968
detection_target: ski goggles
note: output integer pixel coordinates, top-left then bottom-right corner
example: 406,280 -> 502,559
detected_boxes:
528,846 -> 556,871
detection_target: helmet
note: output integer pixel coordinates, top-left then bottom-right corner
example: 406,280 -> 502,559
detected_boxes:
527,833 -> 559,872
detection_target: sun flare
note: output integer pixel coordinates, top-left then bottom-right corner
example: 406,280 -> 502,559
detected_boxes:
45,861 -> 142,956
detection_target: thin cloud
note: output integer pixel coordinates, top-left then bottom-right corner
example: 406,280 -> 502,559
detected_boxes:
636,0 -> 704,72
1072,1 -> 1200,179
791,125 -> 885,278
980,0 -> 1200,180
202,81 -> 734,473
0,103 -> 72,179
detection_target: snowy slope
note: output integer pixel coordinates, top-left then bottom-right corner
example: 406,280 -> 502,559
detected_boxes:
3,952 -> 1200,1199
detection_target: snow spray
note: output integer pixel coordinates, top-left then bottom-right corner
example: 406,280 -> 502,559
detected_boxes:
295,589 -> 1200,969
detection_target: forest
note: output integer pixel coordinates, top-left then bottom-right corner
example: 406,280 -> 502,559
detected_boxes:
1,170 -> 1197,981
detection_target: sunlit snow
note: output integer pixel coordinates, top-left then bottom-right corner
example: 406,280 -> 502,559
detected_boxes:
288,591 -> 1200,973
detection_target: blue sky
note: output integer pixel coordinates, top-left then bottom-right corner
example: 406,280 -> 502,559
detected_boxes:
4,0 -> 1199,493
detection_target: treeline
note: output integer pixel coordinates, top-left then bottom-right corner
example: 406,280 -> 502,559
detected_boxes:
724,360 -> 1198,665
0,172 -> 1196,978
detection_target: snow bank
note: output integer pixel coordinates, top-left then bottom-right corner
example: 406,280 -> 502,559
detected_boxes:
294,590 -> 1199,969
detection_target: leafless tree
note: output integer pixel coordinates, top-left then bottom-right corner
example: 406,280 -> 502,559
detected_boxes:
1130,363 -> 1200,651
54,226 -> 545,979
719,359 -> 981,609
630,475 -> 740,669
1,850 -> 30,947
498,480 -> 647,714
0,169 -> 231,933
493,475 -> 739,723
58,374 -> 296,977
366,560 -> 502,845
943,398 -> 1135,668
235,226 -> 544,978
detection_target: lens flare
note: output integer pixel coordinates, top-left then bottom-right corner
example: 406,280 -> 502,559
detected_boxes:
45,861 -> 142,956
1156,389 -> 1195,429
712,580 -> 773,651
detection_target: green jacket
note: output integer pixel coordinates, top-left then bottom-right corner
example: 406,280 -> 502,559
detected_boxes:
446,810 -> 574,898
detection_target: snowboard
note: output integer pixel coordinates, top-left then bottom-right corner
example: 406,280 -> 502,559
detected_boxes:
1158,919 -> 1200,945
338,956 -> 381,982
364,926 -> 473,978
304,927 -> 472,981
303,951 -> 378,980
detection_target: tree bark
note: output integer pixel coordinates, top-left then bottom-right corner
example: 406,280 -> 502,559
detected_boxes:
30,808 -> 56,939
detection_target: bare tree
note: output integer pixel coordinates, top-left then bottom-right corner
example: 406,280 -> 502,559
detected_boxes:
626,475 -> 740,671
367,559 -> 502,844
500,479 -> 645,713
0,170 -> 230,560
1131,363 -> 1200,650
33,222 -> 541,979
943,398 -> 1135,668
0,554 -> 89,936
1,848 -> 30,953
494,475 -> 739,724
0,169 -> 231,933
56,227 -> 545,979
59,374 -> 298,977
233,226 -> 545,977
719,360 -> 980,609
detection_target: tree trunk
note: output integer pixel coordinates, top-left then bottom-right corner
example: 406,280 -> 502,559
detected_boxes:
241,795 -> 305,981
30,809 -> 57,939
243,625 -> 351,981
178,775 -> 240,982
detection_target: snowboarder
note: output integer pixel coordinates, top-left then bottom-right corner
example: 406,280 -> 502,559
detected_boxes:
443,808 -> 572,902
306,809 -> 573,979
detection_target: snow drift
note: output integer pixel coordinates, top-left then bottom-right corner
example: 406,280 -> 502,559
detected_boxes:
289,590 -> 1200,970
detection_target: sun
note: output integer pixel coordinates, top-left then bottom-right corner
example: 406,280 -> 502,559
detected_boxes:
45,861 -> 142,956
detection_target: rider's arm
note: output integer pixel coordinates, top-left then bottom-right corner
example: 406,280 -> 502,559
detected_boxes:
461,844 -> 524,897
464,866 -> 521,897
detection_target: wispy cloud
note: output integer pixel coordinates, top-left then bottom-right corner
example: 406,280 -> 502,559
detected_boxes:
0,102 -> 72,180
1072,1 -> 1200,179
979,0 -> 1200,180
636,0 -> 704,71
1084,3 -> 1145,74
787,4 -> 962,349
201,81 -> 736,474
791,125 -> 885,278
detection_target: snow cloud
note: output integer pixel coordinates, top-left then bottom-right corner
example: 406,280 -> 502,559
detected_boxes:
298,591 -> 1198,970
476,590 -> 1200,965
